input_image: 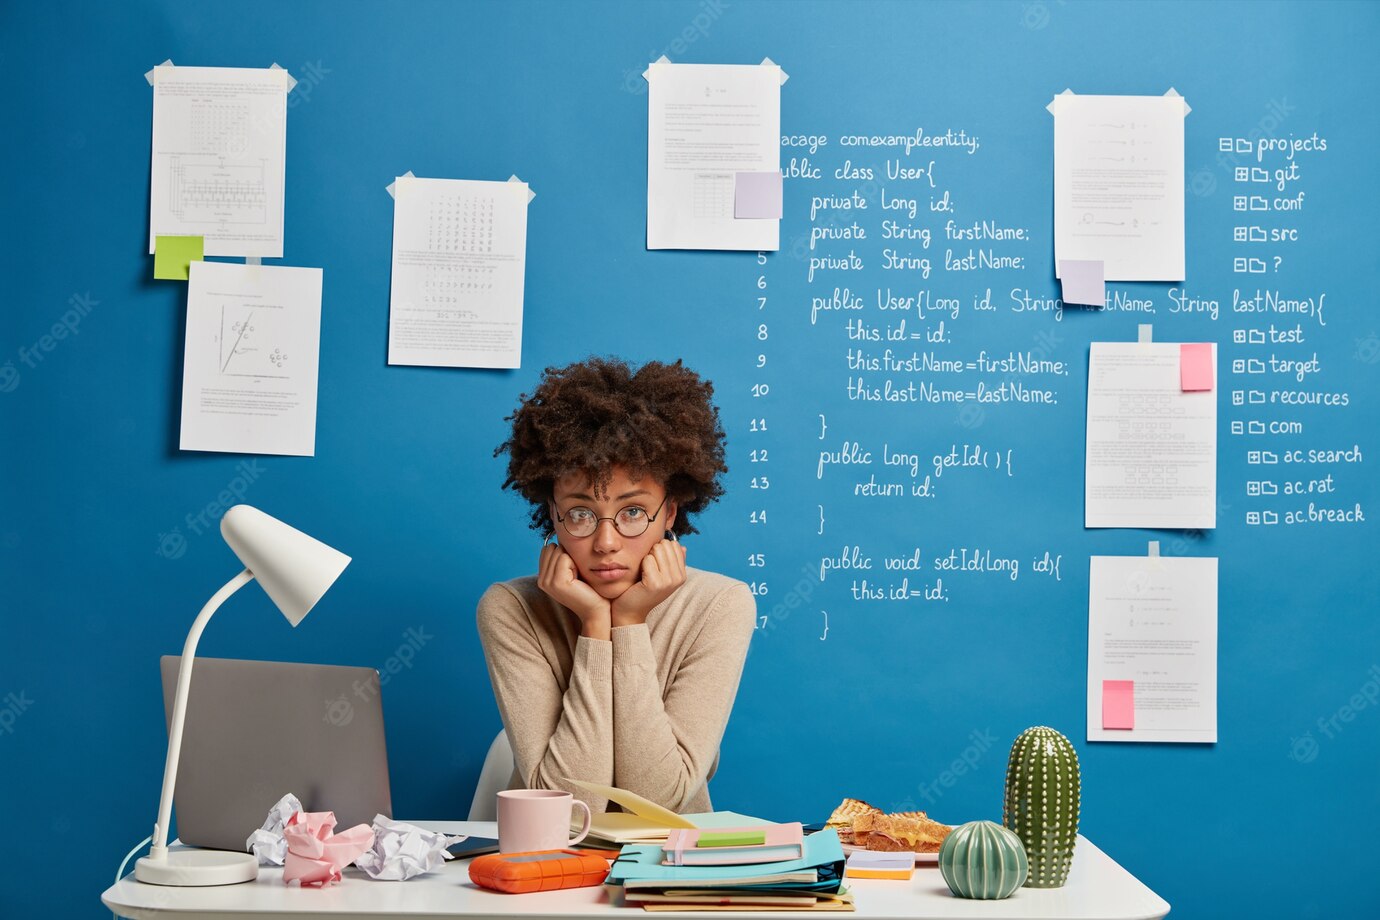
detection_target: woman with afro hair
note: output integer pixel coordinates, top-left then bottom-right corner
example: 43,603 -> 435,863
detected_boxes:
476,356 -> 756,815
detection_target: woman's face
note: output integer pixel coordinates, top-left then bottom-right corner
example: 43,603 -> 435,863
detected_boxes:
550,466 -> 677,600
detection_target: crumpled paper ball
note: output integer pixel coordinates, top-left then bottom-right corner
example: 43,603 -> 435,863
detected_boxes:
282,810 -> 375,887
354,815 -> 468,881
246,793 -> 304,866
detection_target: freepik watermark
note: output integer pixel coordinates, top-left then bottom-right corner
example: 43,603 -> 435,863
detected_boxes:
0,690 -> 35,737
360,625 -> 434,694
891,728 -> 1000,810
1189,97 -> 1297,199
2,292 -> 100,394
757,562 -> 818,634
621,0 -> 730,94
324,626 -> 435,726
956,326 -> 1065,432
1354,332 -> 1380,366
1156,494 -> 1233,555
914,728 -> 999,805
289,60 -> 330,107
1290,664 -> 1380,764
1019,0 -> 1067,31
155,460 -> 268,560
230,60 -> 331,155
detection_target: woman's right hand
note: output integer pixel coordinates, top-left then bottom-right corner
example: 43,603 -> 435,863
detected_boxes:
537,542 -> 611,639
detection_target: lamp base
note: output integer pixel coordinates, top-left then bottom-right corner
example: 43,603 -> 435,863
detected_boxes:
135,849 -> 259,886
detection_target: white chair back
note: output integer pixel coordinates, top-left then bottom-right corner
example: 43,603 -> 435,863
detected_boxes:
466,729 -> 514,821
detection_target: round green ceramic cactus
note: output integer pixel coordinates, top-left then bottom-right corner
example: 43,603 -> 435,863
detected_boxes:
939,820 -> 1028,899
1002,726 -> 1080,888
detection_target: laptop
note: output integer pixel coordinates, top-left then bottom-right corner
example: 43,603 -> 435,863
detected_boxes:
159,656 -> 393,851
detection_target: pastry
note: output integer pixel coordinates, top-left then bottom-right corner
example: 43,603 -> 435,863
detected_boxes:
824,797 -> 880,829
822,798 -> 954,853
824,797 -> 881,845
851,812 -> 952,853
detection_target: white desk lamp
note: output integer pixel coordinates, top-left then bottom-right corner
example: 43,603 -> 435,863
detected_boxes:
135,504 -> 351,886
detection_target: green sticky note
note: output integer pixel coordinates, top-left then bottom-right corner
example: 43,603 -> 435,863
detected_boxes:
697,830 -> 766,848
154,235 -> 204,280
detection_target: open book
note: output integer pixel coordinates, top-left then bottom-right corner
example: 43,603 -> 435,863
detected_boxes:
562,778 -> 767,846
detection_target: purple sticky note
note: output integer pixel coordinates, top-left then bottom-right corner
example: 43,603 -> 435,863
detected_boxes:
1059,259 -> 1105,306
734,171 -> 782,219
1181,343 -> 1214,391
1103,679 -> 1135,730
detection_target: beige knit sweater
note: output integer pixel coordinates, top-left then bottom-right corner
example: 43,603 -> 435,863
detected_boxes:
476,567 -> 756,815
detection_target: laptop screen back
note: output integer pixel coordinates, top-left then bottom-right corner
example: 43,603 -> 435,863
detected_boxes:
159,656 -> 392,851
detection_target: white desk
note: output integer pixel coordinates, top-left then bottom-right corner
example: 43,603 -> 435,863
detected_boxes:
103,821 -> 1169,920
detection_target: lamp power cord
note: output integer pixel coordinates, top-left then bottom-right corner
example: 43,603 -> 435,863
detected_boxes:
112,834 -> 153,920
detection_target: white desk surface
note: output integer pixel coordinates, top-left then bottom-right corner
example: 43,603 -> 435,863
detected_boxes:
103,821 -> 1169,920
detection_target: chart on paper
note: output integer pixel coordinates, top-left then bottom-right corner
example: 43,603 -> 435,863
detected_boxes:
419,191 -> 500,309
180,261 -> 322,457
168,158 -> 269,227
217,307 -> 292,379
148,65 -> 288,257
388,176 -> 530,369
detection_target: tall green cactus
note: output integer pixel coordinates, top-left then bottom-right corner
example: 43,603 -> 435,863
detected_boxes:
1002,726 -> 1080,888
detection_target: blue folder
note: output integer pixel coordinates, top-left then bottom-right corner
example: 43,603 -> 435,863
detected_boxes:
605,828 -> 846,893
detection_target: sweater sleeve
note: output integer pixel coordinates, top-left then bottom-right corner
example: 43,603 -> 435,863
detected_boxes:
476,583 -> 615,813
610,581 -> 756,812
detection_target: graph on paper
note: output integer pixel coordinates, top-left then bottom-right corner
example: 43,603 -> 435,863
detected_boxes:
169,158 -> 268,226
149,65 -> 288,257
218,306 -> 291,379
182,261 -> 322,457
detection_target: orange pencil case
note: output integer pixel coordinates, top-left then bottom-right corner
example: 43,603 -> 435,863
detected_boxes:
468,848 -> 610,894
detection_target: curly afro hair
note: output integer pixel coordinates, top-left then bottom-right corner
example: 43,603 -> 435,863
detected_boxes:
497,356 -> 728,537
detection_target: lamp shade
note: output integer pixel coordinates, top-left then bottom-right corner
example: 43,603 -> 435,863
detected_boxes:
219,505 -> 350,625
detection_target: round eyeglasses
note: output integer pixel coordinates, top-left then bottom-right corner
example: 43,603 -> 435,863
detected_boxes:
554,495 -> 669,539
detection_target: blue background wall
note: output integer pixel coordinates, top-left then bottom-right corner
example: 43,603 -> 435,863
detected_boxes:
2,1 -> 1377,917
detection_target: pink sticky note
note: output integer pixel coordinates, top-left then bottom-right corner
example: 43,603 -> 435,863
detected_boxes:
1102,679 -> 1135,730
735,171 -> 782,219
1181,343 -> 1214,391
1059,259 -> 1104,306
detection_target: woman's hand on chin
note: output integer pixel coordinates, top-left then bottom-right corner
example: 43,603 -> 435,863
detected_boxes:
611,539 -> 688,628
537,543 -> 612,639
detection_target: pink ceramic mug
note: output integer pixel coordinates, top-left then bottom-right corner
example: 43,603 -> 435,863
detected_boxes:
496,789 -> 592,853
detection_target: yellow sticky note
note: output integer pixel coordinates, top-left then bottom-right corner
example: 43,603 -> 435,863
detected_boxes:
154,235 -> 204,280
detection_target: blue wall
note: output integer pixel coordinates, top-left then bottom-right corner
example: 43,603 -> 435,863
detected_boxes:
2,2 -> 1377,917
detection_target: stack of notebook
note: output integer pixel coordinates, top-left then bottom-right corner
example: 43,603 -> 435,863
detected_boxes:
604,823 -> 851,912
562,778 -> 773,848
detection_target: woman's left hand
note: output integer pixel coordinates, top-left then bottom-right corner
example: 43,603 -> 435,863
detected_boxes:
611,538 -> 688,627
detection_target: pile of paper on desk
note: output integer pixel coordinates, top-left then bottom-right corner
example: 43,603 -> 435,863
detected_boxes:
604,825 -> 851,912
